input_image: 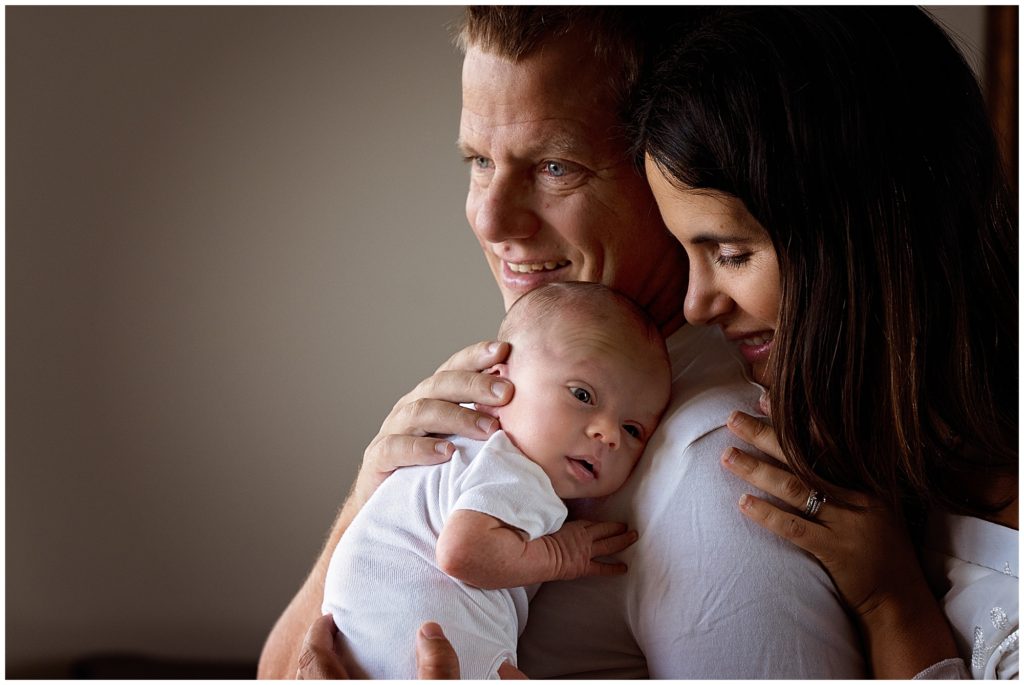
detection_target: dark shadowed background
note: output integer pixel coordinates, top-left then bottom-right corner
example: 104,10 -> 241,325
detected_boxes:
5,5 -> 1003,678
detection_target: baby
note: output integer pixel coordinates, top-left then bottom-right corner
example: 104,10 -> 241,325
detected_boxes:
322,282 -> 672,679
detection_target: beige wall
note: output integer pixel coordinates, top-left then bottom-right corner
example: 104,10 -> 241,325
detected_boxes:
6,5 -> 988,676
7,6 -> 498,675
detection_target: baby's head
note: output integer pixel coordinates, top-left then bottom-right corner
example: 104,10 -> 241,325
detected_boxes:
489,282 -> 671,499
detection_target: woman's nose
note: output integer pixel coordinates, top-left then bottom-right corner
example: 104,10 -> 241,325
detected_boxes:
684,271 -> 732,325
469,174 -> 540,243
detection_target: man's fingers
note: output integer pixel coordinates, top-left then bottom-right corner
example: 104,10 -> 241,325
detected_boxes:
391,398 -> 499,441
295,614 -> 347,679
416,622 -> 460,680
435,340 -> 511,374
411,369 -> 514,408
366,434 -> 456,473
726,411 -> 786,464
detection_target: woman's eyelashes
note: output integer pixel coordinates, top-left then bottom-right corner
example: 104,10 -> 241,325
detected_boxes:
715,251 -> 752,268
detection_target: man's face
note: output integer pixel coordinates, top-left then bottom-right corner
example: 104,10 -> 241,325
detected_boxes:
458,41 -> 688,327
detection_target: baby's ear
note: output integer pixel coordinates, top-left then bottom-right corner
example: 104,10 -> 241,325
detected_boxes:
477,363 -> 509,420
485,363 -> 509,378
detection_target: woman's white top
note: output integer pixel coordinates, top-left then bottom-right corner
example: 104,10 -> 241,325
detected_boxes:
921,511 -> 1019,679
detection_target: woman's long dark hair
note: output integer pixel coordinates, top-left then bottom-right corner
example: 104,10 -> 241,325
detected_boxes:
634,7 -> 1018,516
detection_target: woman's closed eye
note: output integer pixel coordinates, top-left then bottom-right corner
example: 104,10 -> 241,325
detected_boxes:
715,251 -> 751,268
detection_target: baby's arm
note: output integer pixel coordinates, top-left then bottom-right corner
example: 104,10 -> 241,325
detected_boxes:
436,510 -> 638,590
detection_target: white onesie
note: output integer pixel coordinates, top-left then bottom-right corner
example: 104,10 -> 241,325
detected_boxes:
322,429 -> 567,679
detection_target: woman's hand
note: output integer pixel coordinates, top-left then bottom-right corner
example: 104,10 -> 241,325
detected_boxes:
350,340 -> 514,508
721,410 -> 959,678
296,615 -> 462,679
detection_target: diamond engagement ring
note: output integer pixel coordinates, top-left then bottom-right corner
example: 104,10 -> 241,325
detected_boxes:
803,489 -> 827,519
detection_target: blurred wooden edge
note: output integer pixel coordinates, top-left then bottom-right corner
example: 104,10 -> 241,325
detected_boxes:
986,5 -> 1018,200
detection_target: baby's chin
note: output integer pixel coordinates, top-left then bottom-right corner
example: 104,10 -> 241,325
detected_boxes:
564,496 -> 609,519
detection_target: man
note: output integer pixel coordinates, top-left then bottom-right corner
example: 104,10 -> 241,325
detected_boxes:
261,8 -> 864,678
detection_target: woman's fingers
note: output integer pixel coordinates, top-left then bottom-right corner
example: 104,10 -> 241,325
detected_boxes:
416,622 -> 461,679
721,446 -> 810,511
726,411 -> 787,464
736,493 -> 827,556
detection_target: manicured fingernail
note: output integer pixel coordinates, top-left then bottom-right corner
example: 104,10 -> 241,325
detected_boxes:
420,623 -> 445,640
477,417 -> 497,434
491,381 -> 509,399
738,493 -> 752,510
723,447 -> 738,464
728,411 -> 744,427
435,441 -> 453,456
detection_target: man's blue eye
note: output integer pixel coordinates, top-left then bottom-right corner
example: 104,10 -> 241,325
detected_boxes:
570,387 -> 591,403
545,161 -> 566,177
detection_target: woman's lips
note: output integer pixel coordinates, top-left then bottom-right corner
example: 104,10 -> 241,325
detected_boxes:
732,332 -> 774,366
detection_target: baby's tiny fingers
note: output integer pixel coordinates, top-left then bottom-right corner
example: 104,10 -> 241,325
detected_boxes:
591,529 -> 639,557
582,520 -> 628,540
585,560 -> 629,577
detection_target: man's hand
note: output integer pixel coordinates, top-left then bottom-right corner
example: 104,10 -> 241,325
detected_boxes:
350,340 -> 514,508
296,614 -> 352,679
258,340 -> 514,679
295,615 -> 462,679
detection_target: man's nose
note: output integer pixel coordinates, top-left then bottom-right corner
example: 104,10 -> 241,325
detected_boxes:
470,174 -> 540,243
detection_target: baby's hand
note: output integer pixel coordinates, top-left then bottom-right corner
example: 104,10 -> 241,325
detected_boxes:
542,520 -> 638,581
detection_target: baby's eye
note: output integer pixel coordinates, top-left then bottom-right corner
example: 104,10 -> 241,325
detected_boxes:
569,387 -> 592,404
623,424 -> 642,439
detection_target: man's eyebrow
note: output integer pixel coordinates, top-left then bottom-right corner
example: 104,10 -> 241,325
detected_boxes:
454,134 -> 592,160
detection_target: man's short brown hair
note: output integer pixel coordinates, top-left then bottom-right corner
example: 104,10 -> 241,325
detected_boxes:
454,7 -> 679,123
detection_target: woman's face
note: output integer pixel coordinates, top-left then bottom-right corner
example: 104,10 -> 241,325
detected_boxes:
645,157 -> 782,387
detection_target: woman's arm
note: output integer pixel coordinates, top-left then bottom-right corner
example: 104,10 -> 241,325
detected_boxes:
436,510 -> 638,589
257,340 -> 513,679
721,410 -> 961,679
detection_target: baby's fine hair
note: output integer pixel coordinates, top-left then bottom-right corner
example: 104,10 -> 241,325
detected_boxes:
498,282 -> 666,358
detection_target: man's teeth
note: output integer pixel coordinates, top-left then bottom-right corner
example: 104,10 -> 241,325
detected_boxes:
507,260 -> 569,274
740,334 -> 773,346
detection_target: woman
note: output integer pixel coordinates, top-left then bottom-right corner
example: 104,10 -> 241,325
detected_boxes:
635,6 -> 1017,679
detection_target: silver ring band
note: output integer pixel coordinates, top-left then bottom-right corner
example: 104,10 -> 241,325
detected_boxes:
804,489 -> 827,519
